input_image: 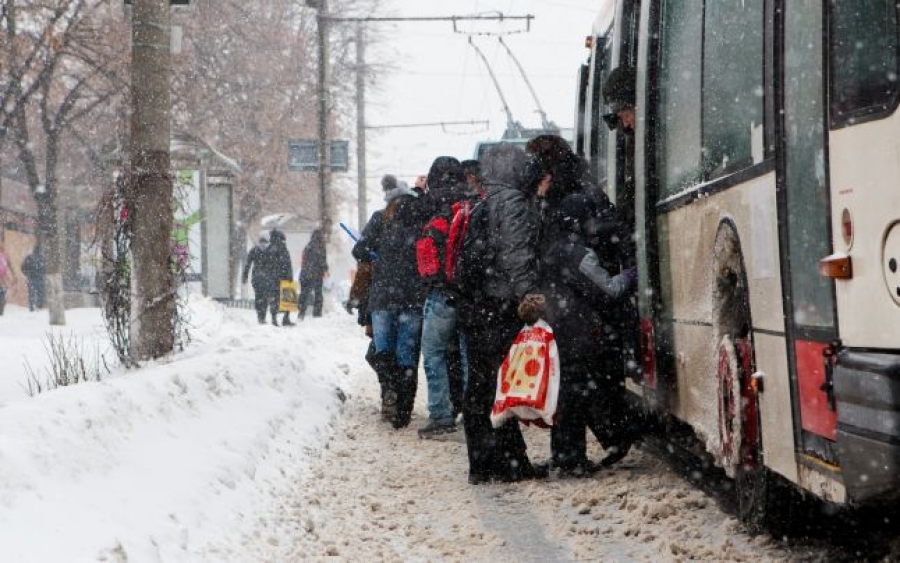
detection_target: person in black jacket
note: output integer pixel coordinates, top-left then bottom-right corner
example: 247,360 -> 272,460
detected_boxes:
526,135 -> 641,470
299,228 -> 328,319
268,229 -> 295,327
457,143 -> 549,484
21,245 -> 45,312
243,234 -> 276,324
353,175 -> 427,428
540,193 -> 637,476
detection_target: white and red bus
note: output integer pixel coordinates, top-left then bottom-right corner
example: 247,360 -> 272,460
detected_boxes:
576,0 -> 900,526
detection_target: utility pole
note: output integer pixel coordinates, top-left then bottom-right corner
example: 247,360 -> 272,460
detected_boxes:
315,0 -> 331,232
128,0 -> 174,360
355,22 -> 366,231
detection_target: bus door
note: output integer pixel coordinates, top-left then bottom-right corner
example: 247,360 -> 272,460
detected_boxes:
779,0 -> 840,462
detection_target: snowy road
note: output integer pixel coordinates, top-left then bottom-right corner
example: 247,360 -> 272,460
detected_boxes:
229,329 -> 835,562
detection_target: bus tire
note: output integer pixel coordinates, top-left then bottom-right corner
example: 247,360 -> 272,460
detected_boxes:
712,222 -> 776,532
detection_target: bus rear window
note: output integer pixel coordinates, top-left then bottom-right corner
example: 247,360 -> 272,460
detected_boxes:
830,0 -> 900,125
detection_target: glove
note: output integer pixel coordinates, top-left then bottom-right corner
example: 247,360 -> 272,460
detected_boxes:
343,299 -> 358,315
620,267 -> 637,290
517,293 -> 546,325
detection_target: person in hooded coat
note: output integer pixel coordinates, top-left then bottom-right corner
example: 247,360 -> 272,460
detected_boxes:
299,228 -> 328,319
353,175 -> 427,429
21,245 -> 45,312
267,229 -> 294,326
243,233 -> 277,324
456,143 -> 549,484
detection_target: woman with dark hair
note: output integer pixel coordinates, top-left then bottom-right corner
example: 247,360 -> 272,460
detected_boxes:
353,177 -> 427,429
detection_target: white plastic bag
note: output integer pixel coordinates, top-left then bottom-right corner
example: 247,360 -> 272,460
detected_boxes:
490,319 -> 560,428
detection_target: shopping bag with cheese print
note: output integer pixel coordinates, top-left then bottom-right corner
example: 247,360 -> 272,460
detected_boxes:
490,320 -> 560,428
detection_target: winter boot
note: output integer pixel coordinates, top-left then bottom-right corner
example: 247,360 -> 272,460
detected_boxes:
417,418 -> 457,439
392,366 -> 418,429
382,390 -> 398,422
370,351 -> 399,422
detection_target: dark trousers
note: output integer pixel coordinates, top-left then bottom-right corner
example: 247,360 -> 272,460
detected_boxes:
460,300 -> 531,479
27,280 -> 44,311
252,283 -> 277,322
586,351 -> 643,448
299,277 -> 324,318
550,362 -> 599,468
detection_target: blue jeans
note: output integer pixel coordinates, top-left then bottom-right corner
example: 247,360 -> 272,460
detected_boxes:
371,308 -> 423,369
421,289 -> 469,422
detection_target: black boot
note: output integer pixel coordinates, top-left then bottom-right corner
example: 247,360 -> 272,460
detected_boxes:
392,365 -> 418,429
370,351 -> 399,423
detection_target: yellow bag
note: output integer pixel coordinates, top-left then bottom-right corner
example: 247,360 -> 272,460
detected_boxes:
279,280 -> 299,312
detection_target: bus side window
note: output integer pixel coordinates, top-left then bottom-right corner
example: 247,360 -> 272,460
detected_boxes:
703,0 -> 765,176
656,0 -> 704,197
830,0 -> 900,125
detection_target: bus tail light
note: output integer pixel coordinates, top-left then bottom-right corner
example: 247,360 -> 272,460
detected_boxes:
819,253 -> 853,280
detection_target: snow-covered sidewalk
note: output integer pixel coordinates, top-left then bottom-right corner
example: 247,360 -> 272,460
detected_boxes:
0,300 -> 361,562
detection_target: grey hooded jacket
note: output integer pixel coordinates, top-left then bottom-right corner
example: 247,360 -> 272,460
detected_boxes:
479,143 -> 541,303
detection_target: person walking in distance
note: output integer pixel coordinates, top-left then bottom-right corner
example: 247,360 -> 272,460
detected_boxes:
267,229 -> 295,327
298,228 -> 328,320
21,245 -> 45,312
242,234 -> 276,324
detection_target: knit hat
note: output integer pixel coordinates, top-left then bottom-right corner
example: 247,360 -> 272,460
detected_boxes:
381,174 -> 398,192
384,179 -> 417,202
602,66 -> 636,112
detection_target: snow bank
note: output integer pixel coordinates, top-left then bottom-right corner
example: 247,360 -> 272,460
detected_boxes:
0,299 -> 364,562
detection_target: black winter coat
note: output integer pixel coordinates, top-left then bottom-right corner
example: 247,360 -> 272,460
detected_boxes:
242,244 -> 277,290
267,234 -> 293,283
539,174 -> 635,273
541,233 -> 632,362
353,196 -> 427,312
301,235 -> 328,282
21,251 -> 45,282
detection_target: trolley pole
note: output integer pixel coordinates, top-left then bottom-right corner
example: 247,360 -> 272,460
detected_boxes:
355,22 -> 367,231
315,0 -> 331,231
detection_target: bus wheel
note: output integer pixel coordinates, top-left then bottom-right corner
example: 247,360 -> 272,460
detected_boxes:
713,222 -> 773,532
721,334 -> 773,533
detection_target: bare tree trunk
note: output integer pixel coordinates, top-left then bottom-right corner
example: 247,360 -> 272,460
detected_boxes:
44,134 -> 66,325
128,0 -> 174,360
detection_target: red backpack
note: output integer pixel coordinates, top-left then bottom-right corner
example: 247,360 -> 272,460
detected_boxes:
415,199 -> 477,285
